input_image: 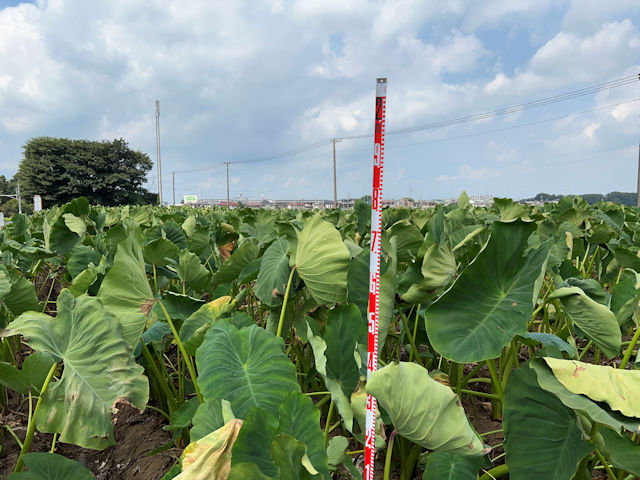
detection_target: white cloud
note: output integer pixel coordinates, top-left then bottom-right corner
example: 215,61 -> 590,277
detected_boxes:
437,163 -> 500,183
0,1 -> 638,201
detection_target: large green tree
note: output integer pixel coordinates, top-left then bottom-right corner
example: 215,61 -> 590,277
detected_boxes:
17,137 -> 156,206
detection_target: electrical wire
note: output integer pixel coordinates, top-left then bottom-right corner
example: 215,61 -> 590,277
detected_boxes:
169,73 -> 638,176
341,74 -> 639,139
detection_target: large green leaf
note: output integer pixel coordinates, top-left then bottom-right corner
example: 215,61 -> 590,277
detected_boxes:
143,237 -> 179,267
231,407 -> 279,476
293,214 -> 350,305
503,365 -> 592,480
530,359 -> 640,434
1,291 -> 149,449
347,248 -> 370,317
306,321 -> 355,434
543,357 -> 640,418
422,452 -> 484,480
599,428 -> 640,476
5,274 -> 40,316
270,434 -> 322,480
366,362 -> 485,455
389,219 -> 424,262
255,237 -> 291,307
426,220 -> 550,363
231,393 -> 328,478
212,239 -> 260,285
176,250 -> 211,292
0,351 -> 55,395
378,237 -> 398,351
67,245 -> 102,279
195,321 -> 300,418
547,287 -> 621,358
180,296 -> 234,355
324,304 -> 366,396
190,399 -> 225,442
9,453 -> 95,479
97,231 -> 154,346
277,393 -> 328,477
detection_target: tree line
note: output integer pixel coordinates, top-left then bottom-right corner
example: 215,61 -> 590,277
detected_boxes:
0,137 -> 157,215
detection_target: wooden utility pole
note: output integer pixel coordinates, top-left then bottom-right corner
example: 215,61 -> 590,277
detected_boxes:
331,138 -> 341,208
155,100 -> 163,204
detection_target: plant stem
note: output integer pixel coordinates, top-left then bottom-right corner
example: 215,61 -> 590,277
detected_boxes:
619,325 -> 640,369
461,362 -> 484,388
578,340 -> 593,361
42,276 -> 57,313
409,305 -> 421,363
157,300 -> 203,403
383,430 -> 397,480
323,399 -> 334,447
14,363 -> 57,473
398,308 -> 423,367
50,433 -> 57,453
141,342 -> 178,414
460,389 -> 500,400
479,464 -> 509,480
277,266 -> 296,338
152,263 -> 158,293
594,448 -> 617,479
485,359 -> 504,403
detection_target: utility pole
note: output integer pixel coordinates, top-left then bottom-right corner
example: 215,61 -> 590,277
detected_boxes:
225,162 -> 230,207
17,182 -> 21,214
172,172 -> 175,206
155,100 -> 163,205
331,138 -> 341,208
637,143 -> 640,207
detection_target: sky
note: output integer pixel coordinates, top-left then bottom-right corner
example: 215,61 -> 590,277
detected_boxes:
0,0 -> 639,202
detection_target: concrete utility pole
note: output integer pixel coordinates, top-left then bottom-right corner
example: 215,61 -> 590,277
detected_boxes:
155,100 -> 163,204
172,172 -> 176,206
17,182 -> 21,214
225,162 -> 230,207
331,138 -> 342,208
637,143 -> 640,207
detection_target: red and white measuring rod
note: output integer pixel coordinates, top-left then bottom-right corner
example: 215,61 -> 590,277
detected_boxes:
365,77 -> 387,480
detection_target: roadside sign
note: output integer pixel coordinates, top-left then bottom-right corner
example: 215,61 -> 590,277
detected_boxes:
33,195 -> 42,212
184,195 -> 198,204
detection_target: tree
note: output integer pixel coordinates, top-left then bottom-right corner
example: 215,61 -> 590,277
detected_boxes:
17,137 -> 155,206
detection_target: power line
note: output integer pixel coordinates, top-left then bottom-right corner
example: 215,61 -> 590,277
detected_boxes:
334,98 -> 639,154
340,73 -> 639,140
167,74 -> 638,195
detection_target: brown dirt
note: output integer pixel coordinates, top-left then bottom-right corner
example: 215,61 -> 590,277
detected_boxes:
0,392 -> 179,480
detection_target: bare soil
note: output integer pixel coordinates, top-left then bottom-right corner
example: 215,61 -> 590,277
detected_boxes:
0,391 -> 179,480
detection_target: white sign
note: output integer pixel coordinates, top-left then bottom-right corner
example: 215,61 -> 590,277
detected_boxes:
33,195 -> 42,212
184,195 -> 198,204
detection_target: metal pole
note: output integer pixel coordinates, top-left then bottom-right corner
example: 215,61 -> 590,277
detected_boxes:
155,100 -> 163,205
172,172 -> 175,206
637,143 -> 640,207
17,182 -> 21,214
225,162 -> 230,207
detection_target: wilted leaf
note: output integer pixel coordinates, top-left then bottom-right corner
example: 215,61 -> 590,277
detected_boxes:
175,419 -> 243,480
366,362 -> 485,455
543,357 -> 640,418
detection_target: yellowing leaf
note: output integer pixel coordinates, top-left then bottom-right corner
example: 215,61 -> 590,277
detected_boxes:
544,357 -> 640,418
176,419 -> 243,480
